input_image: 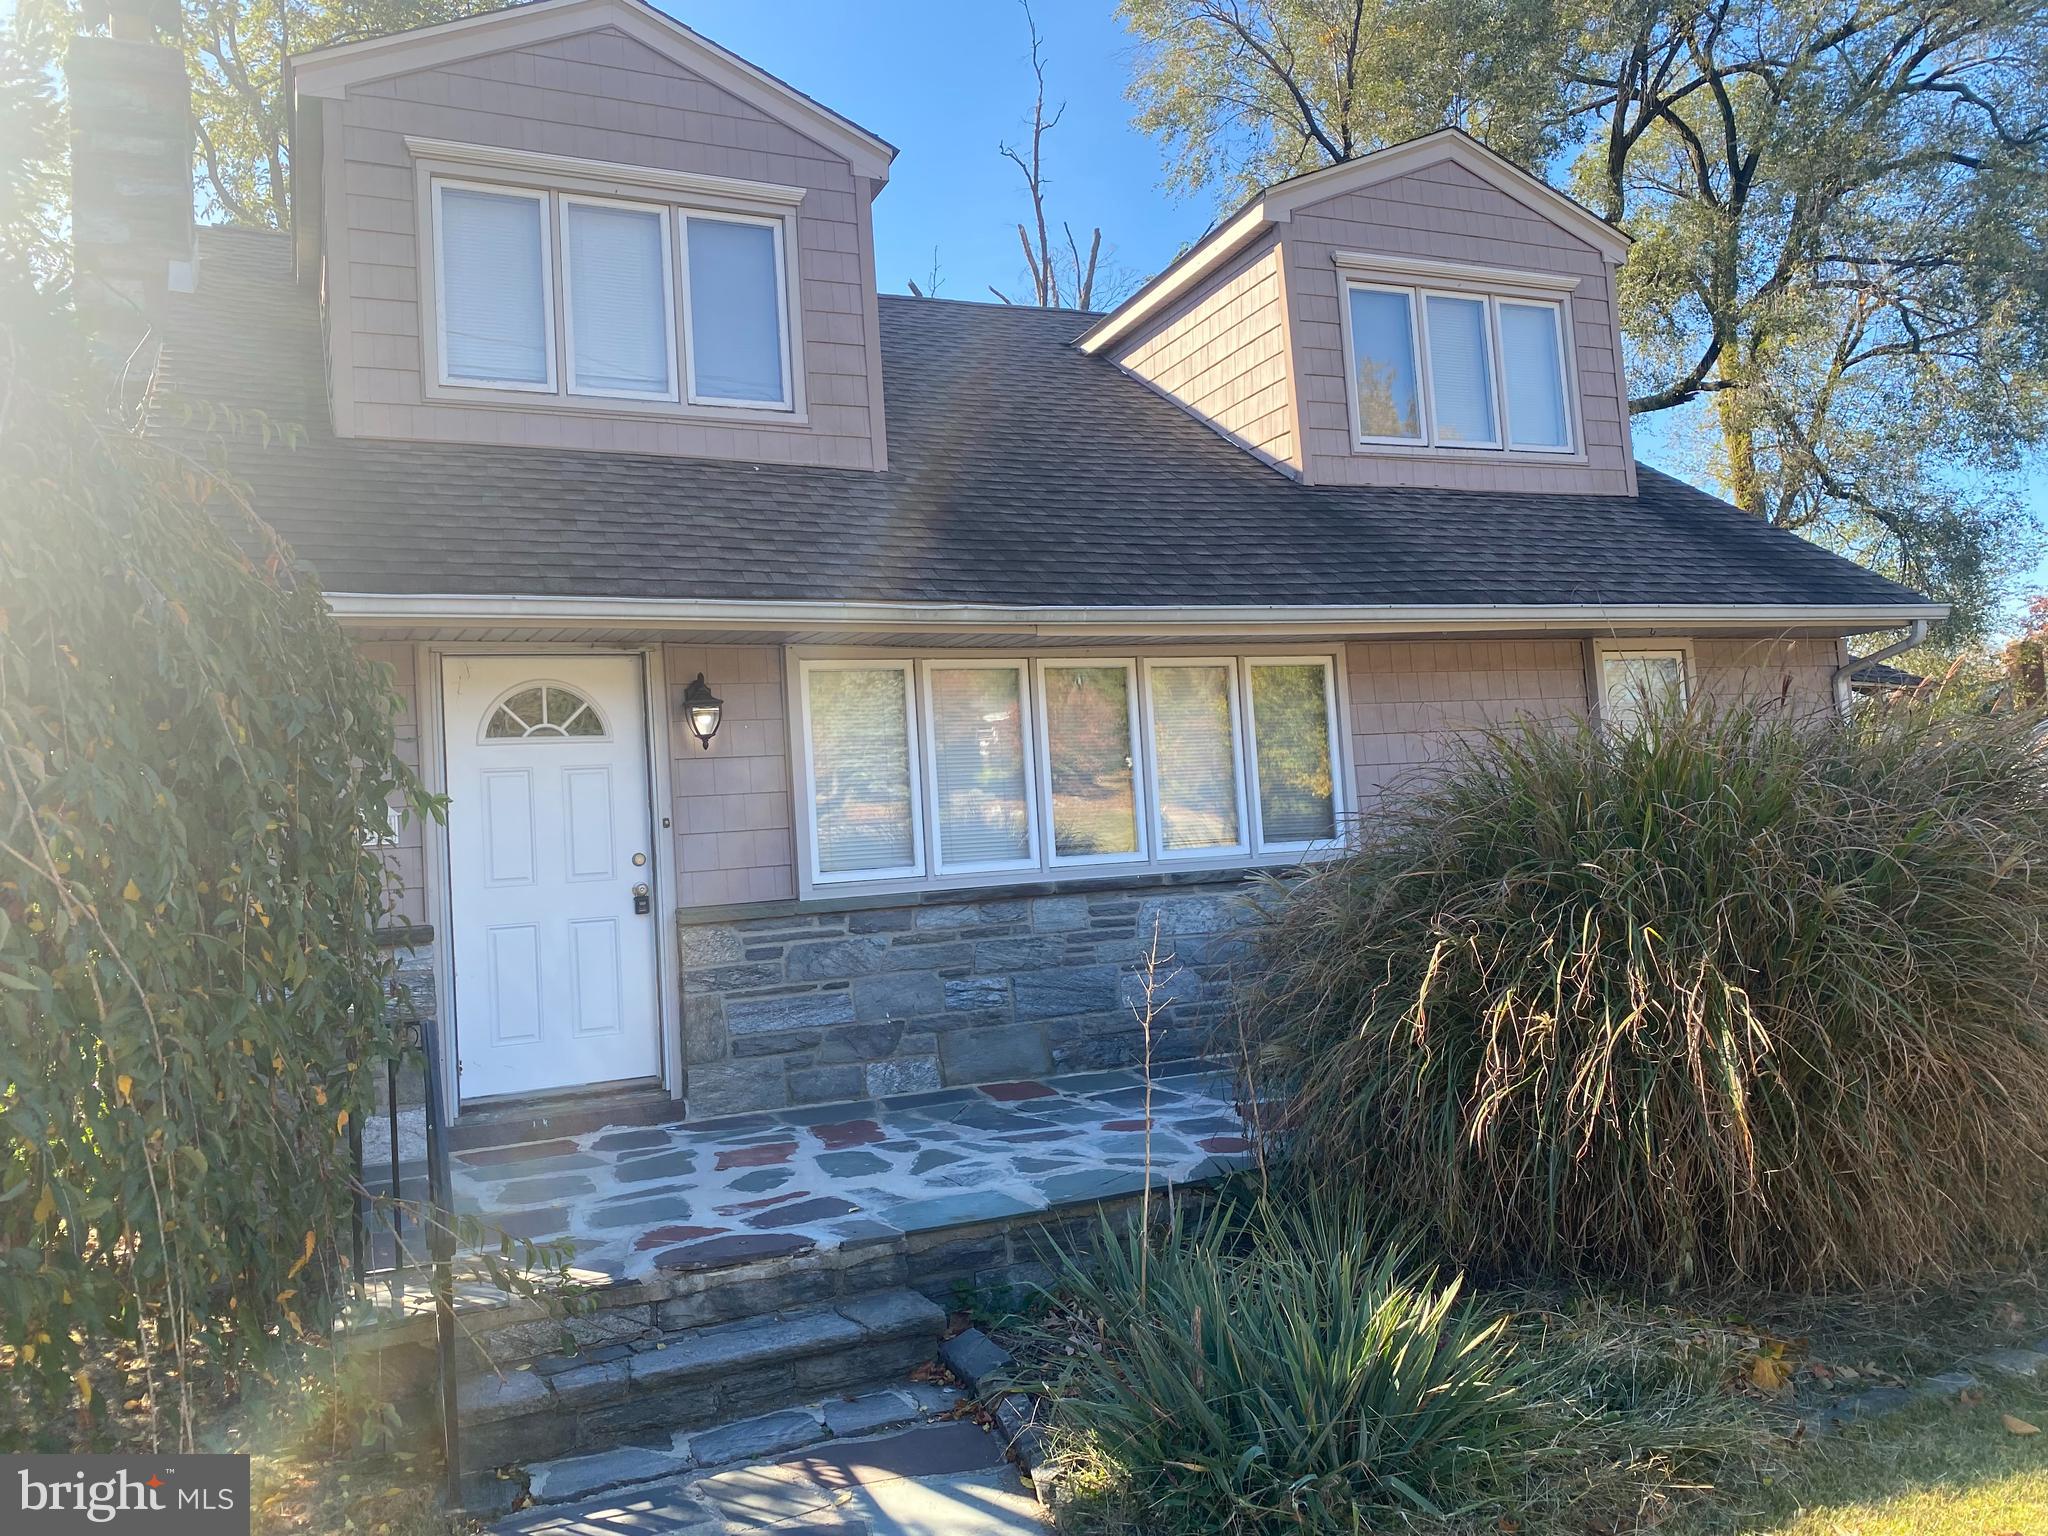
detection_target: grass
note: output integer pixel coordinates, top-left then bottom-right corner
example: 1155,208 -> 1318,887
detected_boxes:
1663,1378 -> 2048,1536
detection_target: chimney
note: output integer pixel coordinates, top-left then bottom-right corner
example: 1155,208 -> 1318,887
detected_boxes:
66,0 -> 195,349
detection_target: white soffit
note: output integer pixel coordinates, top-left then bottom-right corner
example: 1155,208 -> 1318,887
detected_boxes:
289,0 -> 896,184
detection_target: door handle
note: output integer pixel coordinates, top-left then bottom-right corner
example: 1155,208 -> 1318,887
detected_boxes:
632,882 -> 651,915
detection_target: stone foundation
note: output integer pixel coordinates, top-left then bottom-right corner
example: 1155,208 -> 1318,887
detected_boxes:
678,880 -> 1257,1118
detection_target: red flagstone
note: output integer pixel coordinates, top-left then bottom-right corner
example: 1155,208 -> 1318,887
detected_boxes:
632,1223 -> 723,1252
980,1080 -> 1057,1102
811,1118 -> 885,1150
1102,1118 -> 1151,1132
1198,1135 -> 1252,1154
714,1139 -> 797,1171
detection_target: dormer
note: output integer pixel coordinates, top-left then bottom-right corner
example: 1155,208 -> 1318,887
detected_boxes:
1078,130 -> 1637,497
286,0 -> 895,469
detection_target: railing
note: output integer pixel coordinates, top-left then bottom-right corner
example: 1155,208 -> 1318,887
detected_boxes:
349,1008 -> 464,1508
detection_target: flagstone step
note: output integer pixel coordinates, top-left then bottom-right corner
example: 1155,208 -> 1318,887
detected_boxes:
457,1288 -> 947,1468
519,1375 -> 968,1506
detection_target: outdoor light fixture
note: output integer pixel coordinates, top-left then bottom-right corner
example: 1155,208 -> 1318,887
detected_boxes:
680,673 -> 723,749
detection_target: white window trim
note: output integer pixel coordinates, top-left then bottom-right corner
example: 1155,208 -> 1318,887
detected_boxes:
1140,656 -> 1253,863
557,193 -> 681,404
1419,289 -> 1503,451
678,210 -> 797,412
1343,282 -> 1428,447
1497,297 -> 1574,454
1339,275 -> 1580,458
1590,639 -> 1695,724
796,657 -> 925,887
431,178 -> 558,394
921,657 -> 1041,877
1034,656 -> 1149,870
1243,655 -> 1347,855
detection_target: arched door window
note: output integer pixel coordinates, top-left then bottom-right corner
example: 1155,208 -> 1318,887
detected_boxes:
481,682 -> 609,741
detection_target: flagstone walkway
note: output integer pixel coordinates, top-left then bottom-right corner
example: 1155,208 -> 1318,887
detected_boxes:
452,1059 -> 1251,1284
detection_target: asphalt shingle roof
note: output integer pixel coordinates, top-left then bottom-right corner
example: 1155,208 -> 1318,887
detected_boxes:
152,227 -> 1930,612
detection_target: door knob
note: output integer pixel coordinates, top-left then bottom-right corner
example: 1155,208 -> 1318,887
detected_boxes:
632,882 -> 651,915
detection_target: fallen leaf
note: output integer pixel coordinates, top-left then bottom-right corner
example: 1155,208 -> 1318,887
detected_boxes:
1751,1347 -> 1794,1394
2003,1413 -> 2039,1436
121,880 -> 140,902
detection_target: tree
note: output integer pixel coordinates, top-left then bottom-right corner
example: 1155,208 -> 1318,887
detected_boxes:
181,0 -> 497,227
1118,0 -> 2048,635
0,283 -> 433,1440
0,2 -> 70,290
993,0 -> 1110,309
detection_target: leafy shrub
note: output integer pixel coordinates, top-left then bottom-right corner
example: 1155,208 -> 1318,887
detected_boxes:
0,297 -> 434,1429
1240,700 -> 2048,1290
1028,1189 -> 1529,1530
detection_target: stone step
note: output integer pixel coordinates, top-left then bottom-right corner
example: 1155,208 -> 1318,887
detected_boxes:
457,1287 -> 947,1468
520,1375 -> 967,1506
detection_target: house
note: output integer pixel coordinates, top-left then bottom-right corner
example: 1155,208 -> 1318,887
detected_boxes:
76,0 -> 1943,1135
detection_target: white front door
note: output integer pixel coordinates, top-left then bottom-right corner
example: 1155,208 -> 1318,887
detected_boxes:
442,654 -> 662,1101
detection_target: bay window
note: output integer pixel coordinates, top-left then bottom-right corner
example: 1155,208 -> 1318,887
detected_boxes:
1343,274 -> 1574,454
797,653 -> 1347,890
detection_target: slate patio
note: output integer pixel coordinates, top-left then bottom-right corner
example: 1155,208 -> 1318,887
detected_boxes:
448,1058 -> 1252,1285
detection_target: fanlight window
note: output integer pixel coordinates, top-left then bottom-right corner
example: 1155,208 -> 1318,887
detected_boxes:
483,683 -> 607,740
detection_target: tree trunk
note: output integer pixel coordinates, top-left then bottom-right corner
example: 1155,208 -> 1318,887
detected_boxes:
1716,375 -> 1764,518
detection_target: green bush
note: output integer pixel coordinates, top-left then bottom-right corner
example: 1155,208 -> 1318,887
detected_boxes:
1240,700 -> 2048,1290
0,295 -> 434,1431
1028,1190 -> 1528,1530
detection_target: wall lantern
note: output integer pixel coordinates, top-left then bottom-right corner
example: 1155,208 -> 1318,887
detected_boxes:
680,673 -> 723,749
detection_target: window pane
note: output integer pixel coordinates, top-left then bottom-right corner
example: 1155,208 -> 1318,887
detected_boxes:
1424,294 -> 1497,444
1044,664 -> 1139,858
1501,301 -> 1568,449
808,668 -> 915,875
929,667 -> 1030,867
1347,287 -> 1422,440
1149,664 -> 1241,853
1602,653 -> 1687,732
687,217 -> 786,403
1251,663 -> 1336,845
566,202 -> 670,395
439,187 -> 549,385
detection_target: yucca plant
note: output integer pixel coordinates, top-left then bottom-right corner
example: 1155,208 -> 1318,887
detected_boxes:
1030,1190 -> 1528,1531
1240,698 -> 2048,1290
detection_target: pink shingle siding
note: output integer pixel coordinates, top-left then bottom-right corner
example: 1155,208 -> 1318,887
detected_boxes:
1284,158 -> 1635,496
1113,239 -> 1298,472
665,643 -> 797,906
1693,635 -> 1844,716
322,25 -> 884,469
1344,638 -> 1591,813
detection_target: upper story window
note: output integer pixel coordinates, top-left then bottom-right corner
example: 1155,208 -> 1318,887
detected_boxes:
1343,275 -> 1574,454
428,173 -> 794,413
794,652 -> 1347,893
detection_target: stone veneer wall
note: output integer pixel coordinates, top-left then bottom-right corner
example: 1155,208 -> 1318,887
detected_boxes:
677,882 -> 1255,1118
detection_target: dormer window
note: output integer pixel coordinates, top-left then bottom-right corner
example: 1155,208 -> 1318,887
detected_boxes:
1337,256 -> 1578,456
416,142 -> 801,417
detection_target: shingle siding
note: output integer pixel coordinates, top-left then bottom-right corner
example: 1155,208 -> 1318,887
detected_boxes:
1115,239 -> 1297,471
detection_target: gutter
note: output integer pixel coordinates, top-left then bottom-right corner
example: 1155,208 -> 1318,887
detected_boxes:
326,591 -> 1949,639
1832,617 -> 1931,715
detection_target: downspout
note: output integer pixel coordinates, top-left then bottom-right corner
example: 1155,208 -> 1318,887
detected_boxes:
1832,618 -> 1930,716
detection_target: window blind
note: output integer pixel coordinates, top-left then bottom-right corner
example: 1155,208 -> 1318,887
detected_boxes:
1249,663 -> 1336,845
1501,301 -> 1568,449
566,202 -> 671,396
439,187 -> 550,385
1149,664 -> 1241,853
1347,287 -> 1422,439
686,217 -> 786,403
1424,294 -> 1497,444
1043,664 -> 1139,858
808,667 -> 916,875
929,666 -> 1031,867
